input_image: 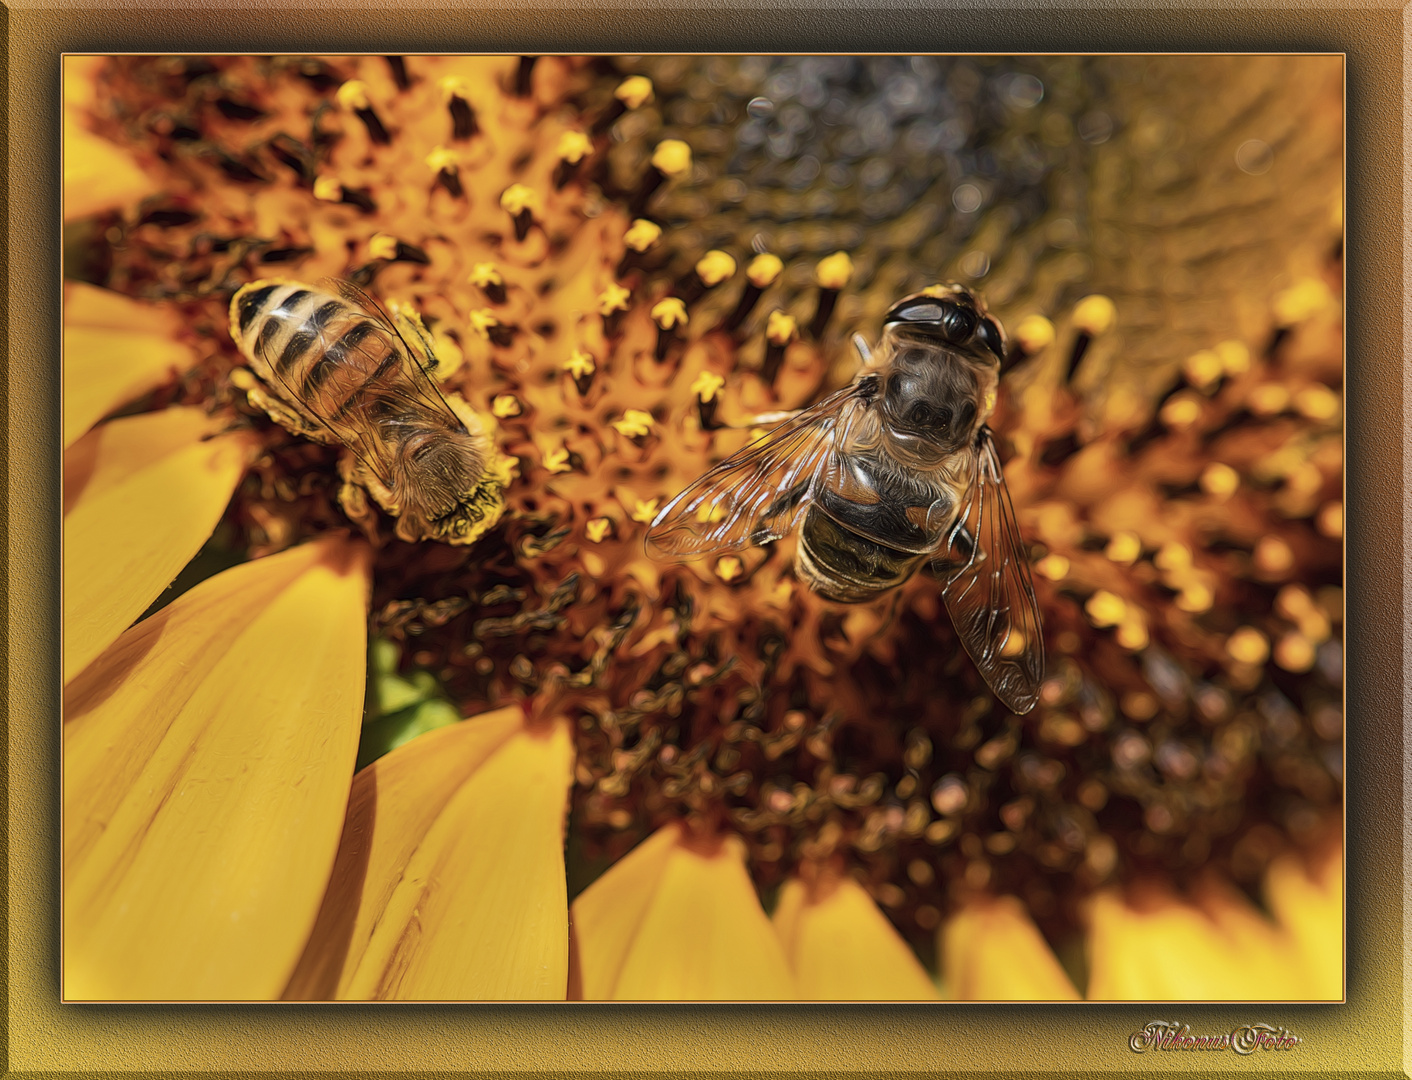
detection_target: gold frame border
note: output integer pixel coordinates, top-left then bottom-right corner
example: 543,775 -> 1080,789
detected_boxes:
14,4 -> 1404,1076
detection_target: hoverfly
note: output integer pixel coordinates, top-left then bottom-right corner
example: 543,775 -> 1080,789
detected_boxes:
229,278 -> 510,545
647,284 -> 1044,713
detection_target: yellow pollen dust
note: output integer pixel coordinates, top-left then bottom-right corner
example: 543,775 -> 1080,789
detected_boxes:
556,130 -> 591,164
468,309 -> 500,339
1115,615 -> 1149,651
597,283 -> 630,315
1034,553 -> 1069,580
1013,314 -> 1056,353
313,176 -> 342,202
695,250 -> 737,286
336,79 -> 371,111
1226,626 -> 1271,665
1274,632 -> 1316,672
368,233 -> 399,260
1273,277 -> 1334,325
630,499 -> 661,524
1293,384 -> 1340,420
652,297 -> 688,330
715,556 -> 744,582
815,251 -> 854,289
500,184 -> 540,217
562,349 -> 596,379
1159,395 -> 1202,428
585,518 -> 613,543
766,309 -> 797,345
1254,536 -> 1295,576
1085,590 -> 1127,628
614,75 -> 654,109
1199,462 -> 1240,498
425,145 -> 460,173
1215,339 -> 1251,375
491,394 -> 522,418
1316,501 -> 1342,538
1072,294 -> 1117,335
542,446 -> 572,474
1182,349 -> 1223,391
468,262 -> 503,288
1153,541 -> 1192,573
1248,383 -> 1290,416
691,371 -> 726,403
1105,531 -> 1142,564
651,139 -> 693,176
612,410 -> 655,438
1175,581 -> 1214,613
624,218 -> 662,252
746,253 -> 784,287
438,76 -> 472,102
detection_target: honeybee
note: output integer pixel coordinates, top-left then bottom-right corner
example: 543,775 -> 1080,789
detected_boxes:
229,279 -> 512,545
647,285 -> 1044,713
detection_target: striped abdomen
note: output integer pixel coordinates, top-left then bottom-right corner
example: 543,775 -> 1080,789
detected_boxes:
229,280 -> 426,444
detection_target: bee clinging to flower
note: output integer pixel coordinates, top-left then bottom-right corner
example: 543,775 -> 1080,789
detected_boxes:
229,278 -> 513,545
648,284 -> 1043,713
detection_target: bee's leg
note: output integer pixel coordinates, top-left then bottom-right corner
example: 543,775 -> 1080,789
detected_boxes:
336,452 -> 386,544
237,373 -> 336,445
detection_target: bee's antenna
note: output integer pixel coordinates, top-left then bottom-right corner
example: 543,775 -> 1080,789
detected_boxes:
852,333 -> 873,365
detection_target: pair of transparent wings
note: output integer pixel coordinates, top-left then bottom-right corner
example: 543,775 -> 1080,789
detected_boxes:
646,383 -> 1044,713
253,278 -> 464,491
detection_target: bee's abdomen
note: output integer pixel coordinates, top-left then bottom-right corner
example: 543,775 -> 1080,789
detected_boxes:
230,281 -> 397,423
796,508 -> 928,603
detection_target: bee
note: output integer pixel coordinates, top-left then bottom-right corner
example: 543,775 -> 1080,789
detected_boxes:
229,278 -> 512,545
647,285 -> 1044,713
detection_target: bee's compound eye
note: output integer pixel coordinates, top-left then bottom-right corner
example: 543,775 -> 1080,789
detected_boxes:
942,304 -> 976,342
977,318 -> 1005,360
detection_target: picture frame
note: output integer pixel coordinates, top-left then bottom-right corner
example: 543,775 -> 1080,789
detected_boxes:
18,3 -> 1403,1075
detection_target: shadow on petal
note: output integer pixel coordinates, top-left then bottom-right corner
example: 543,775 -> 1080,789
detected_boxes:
571,825 -> 795,1000
63,537 -> 370,1000
64,407 -> 256,683
287,710 -> 574,1001
63,284 -> 200,448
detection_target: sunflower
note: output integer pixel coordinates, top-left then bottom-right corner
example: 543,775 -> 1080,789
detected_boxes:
62,53 -> 1343,1001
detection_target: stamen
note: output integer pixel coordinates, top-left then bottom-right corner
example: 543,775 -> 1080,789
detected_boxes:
808,251 -> 853,339
720,252 -> 782,333
630,138 -> 691,215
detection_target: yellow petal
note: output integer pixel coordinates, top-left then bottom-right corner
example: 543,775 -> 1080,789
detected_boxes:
63,116 -> 160,222
64,408 -> 254,683
1085,876 -> 1323,999
1264,840 -> 1342,999
571,826 -> 794,1000
774,875 -> 939,999
63,286 -> 198,447
63,537 -> 371,1000
288,710 -> 574,1001
941,896 -> 1080,1000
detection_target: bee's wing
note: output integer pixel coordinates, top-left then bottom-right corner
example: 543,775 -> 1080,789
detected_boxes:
249,289 -> 398,484
325,278 -> 467,425
935,428 -> 1044,713
647,383 -> 871,559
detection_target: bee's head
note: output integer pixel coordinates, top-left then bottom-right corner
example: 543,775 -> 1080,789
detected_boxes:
878,286 -> 1003,453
